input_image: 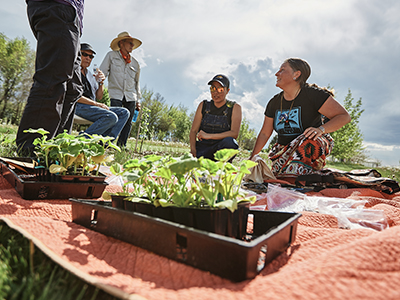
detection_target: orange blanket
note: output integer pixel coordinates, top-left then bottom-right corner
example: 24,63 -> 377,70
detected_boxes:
1,175 -> 400,300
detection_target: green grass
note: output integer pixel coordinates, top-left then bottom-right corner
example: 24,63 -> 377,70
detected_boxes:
0,224 -> 119,300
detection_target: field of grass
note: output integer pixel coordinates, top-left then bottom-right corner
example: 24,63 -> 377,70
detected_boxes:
0,224 -> 119,300
0,122 -> 399,298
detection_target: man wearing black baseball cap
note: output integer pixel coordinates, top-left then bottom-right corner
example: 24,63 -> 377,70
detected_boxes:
208,74 -> 230,89
80,43 -> 96,54
190,74 -> 242,161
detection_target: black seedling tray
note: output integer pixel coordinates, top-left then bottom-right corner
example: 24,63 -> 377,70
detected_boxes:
111,195 -> 249,239
70,198 -> 301,282
0,159 -> 107,200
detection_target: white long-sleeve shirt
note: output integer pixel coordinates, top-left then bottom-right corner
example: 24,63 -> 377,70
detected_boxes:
99,50 -> 141,102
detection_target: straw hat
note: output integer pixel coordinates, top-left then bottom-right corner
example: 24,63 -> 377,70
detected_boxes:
110,31 -> 142,51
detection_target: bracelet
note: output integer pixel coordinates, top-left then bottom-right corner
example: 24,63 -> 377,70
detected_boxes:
318,126 -> 325,133
98,82 -> 104,86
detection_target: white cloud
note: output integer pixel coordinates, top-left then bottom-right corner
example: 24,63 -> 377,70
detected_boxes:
364,142 -> 400,152
364,143 -> 400,167
193,91 -> 209,107
234,91 -> 265,130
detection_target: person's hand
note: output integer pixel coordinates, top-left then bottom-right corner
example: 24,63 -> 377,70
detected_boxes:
136,101 -> 141,111
97,102 -> 109,110
95,69 -> 105,84
304,127 -> 323,140
196,130 -> 209,141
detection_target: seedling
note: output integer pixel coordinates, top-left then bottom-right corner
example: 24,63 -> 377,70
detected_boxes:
103,149 -> 257,212
24,128 -> 120,176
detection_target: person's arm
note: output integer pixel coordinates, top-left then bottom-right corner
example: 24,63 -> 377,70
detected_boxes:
135,66 -> 141,101
304,95 -> 351,140
250,116 -> 274,159
77,96 -> 109,110
95,69 -> 105,101
196,103 -> 242,141
99,53 -> 110,79
189,102 -> 204,157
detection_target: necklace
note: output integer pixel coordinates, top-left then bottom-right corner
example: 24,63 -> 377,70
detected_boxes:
278,87 -> 301,124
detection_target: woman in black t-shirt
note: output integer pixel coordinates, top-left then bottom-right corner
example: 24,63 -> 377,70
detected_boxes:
250,58 -> 351,180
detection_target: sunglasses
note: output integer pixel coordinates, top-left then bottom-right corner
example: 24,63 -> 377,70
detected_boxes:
209,86 -> 225,93
81,52 -> 94,59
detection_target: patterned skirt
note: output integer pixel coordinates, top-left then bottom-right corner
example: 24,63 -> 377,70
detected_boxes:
268,134 -> 334,179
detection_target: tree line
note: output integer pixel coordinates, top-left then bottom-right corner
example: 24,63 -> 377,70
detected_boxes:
0,33 -> 35,124
0,33 -> 365,163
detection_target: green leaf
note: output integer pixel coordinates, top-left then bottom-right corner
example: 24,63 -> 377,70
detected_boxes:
143,154 -> 163,162
214,149 -> 239,162
214,199 -> 237,213
110,163 -> 122,175
23,128 -> 50,136
102,191 -> 112,200
168,154 -> 200,175
49,164 -> 67,174
123,159 -> 141,169
123,171 -> 141,182
154,167 -> 172,180
156,199 -> 176,207
199,158 -> 219,174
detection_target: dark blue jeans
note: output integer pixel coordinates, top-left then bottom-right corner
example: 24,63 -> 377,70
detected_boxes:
196,137 -> 239,161
111,98 -> 136,146
75,103 -> 130,140
16,0 -> 82,154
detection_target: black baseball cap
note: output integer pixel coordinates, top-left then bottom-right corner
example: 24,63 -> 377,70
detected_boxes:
208,74 -> 230,89
80,43 -> 96,54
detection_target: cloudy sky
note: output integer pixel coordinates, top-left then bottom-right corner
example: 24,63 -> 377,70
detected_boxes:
2,0 -> 400,166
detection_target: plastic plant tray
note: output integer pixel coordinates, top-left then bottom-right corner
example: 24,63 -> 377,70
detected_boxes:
70,198 -> 301,282
0,159 -> 108,200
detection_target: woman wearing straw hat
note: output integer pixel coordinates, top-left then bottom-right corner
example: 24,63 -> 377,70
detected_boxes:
99,31 -> 142,147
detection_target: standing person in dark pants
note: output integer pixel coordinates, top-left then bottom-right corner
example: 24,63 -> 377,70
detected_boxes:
16,0 -> 85,156
100,31 -> 141,147
190,74 -> 242,161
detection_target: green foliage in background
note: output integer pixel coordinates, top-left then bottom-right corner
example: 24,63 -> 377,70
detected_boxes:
98,86 -> 111,106
131,88 -> 193,142
238,118 -> 257,150
330,89 -> 365,163
0,33 -> 35,124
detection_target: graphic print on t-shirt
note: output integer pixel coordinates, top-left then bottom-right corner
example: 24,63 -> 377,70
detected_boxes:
275,106 -> 302,137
